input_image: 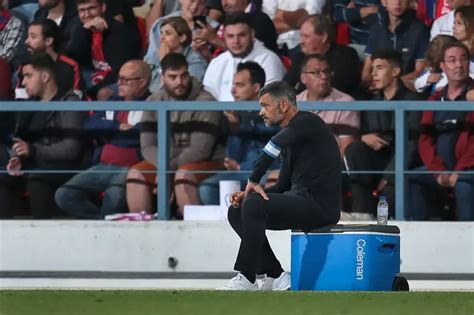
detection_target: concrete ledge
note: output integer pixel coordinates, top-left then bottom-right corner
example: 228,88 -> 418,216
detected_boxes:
0,221 -> 472,282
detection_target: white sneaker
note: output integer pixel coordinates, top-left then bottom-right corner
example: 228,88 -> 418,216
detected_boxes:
217,273 -> 259,291
259,272 -> 291,291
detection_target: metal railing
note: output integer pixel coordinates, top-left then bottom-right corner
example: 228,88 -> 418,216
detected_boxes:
0,100 -> 472,220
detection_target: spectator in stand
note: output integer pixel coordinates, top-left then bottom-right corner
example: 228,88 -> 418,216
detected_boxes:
126,53 -> 225,217
407,42 -> 474,221
284,14 -> 361,97
150,16 -> 208,90
144,0 -> 211,72
199,61 -> 280,205
261,0 -> 325,59
102,14 -> 208,97
16,19 -> 82,99
453,5 -> 474,57
0,0 -> 24,63
430,0 -> 472,40
54,60 -> 151,219
332,0 -> 381,60
414,34 -> 457,96
345,50 -> 422,220
0,52 -> 84,219
203,12 -> 285,101
33,0 -> 84,59
361,0 -> 430,89
296,54 -> 359,157
193,0 -> 279,56
74,0 -> 141,99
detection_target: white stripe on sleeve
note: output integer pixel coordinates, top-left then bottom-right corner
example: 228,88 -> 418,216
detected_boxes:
263,141 -> 281,158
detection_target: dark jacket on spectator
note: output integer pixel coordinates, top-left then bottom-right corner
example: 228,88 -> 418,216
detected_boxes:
369,82 -> 423,179
16,54 -> 82,98
285,44 -> 361,96
332,0 -> 380,45
0,112 -> 15,167
73,17 -> 141,98
419,79 -> 474,173
83,91 -> 151,165
33,2 -> 85,59
364,9 -> 429,75
14,90 -> 85,170
249,10 -> 279,54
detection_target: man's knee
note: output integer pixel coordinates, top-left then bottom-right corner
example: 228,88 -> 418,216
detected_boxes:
55,186 -> 81,210
227,205 -> 241,224
241,194 -> 265,218
345,140 -> 369,161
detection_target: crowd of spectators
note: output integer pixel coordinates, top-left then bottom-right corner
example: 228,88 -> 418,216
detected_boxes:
0,0 -> 473,221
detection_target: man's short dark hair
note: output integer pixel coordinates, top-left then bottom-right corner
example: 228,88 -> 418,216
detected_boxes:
28,19 -> 60,52
22,52 -> 56,78
441,41 -> 471,60
302,14 -> 335,44
160,52 -> 188,73
371,49 -> 403,69
258,81 -> 297,107
77,0 -> 105,5
236,61 -> 265,87
301,53 -> 329,71
224,12 -> 254,29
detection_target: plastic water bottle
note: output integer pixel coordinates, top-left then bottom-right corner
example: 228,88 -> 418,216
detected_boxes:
377,196 -> 389,225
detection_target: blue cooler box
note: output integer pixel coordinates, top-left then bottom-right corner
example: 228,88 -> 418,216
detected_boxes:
291,224 -> 400,291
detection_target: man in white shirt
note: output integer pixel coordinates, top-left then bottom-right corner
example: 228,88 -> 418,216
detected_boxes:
203,12 -> 285,101
430,0 -> 472,40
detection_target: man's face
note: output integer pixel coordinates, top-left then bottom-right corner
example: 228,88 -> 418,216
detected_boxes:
117,63 -> 145,100
382,0 -> 408,18
301,58 -> 332,98
38,0 -> 61,10
221,0 -> 246,13
299,21 -> 325,55
224,23 -> 254,57
162,66 -> 191,99
22,65 -> 46,98
25,25 -> 48,54
440,46 -> 470,83
231,69 -> 259,101
179,0 -> 207,20
371,58 -> 400,90
259,93 -> 284,127
78,0 -> 105,25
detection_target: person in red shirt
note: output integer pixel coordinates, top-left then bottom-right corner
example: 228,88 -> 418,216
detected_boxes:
407,41 -> 474,221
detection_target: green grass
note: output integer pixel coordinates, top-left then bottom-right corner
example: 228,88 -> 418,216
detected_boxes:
0,290 -> 473,315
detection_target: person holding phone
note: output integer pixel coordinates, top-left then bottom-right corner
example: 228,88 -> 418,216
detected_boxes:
147,16 -> 208,91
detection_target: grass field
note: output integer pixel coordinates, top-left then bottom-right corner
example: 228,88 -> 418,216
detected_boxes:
0,290 -> 473,315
